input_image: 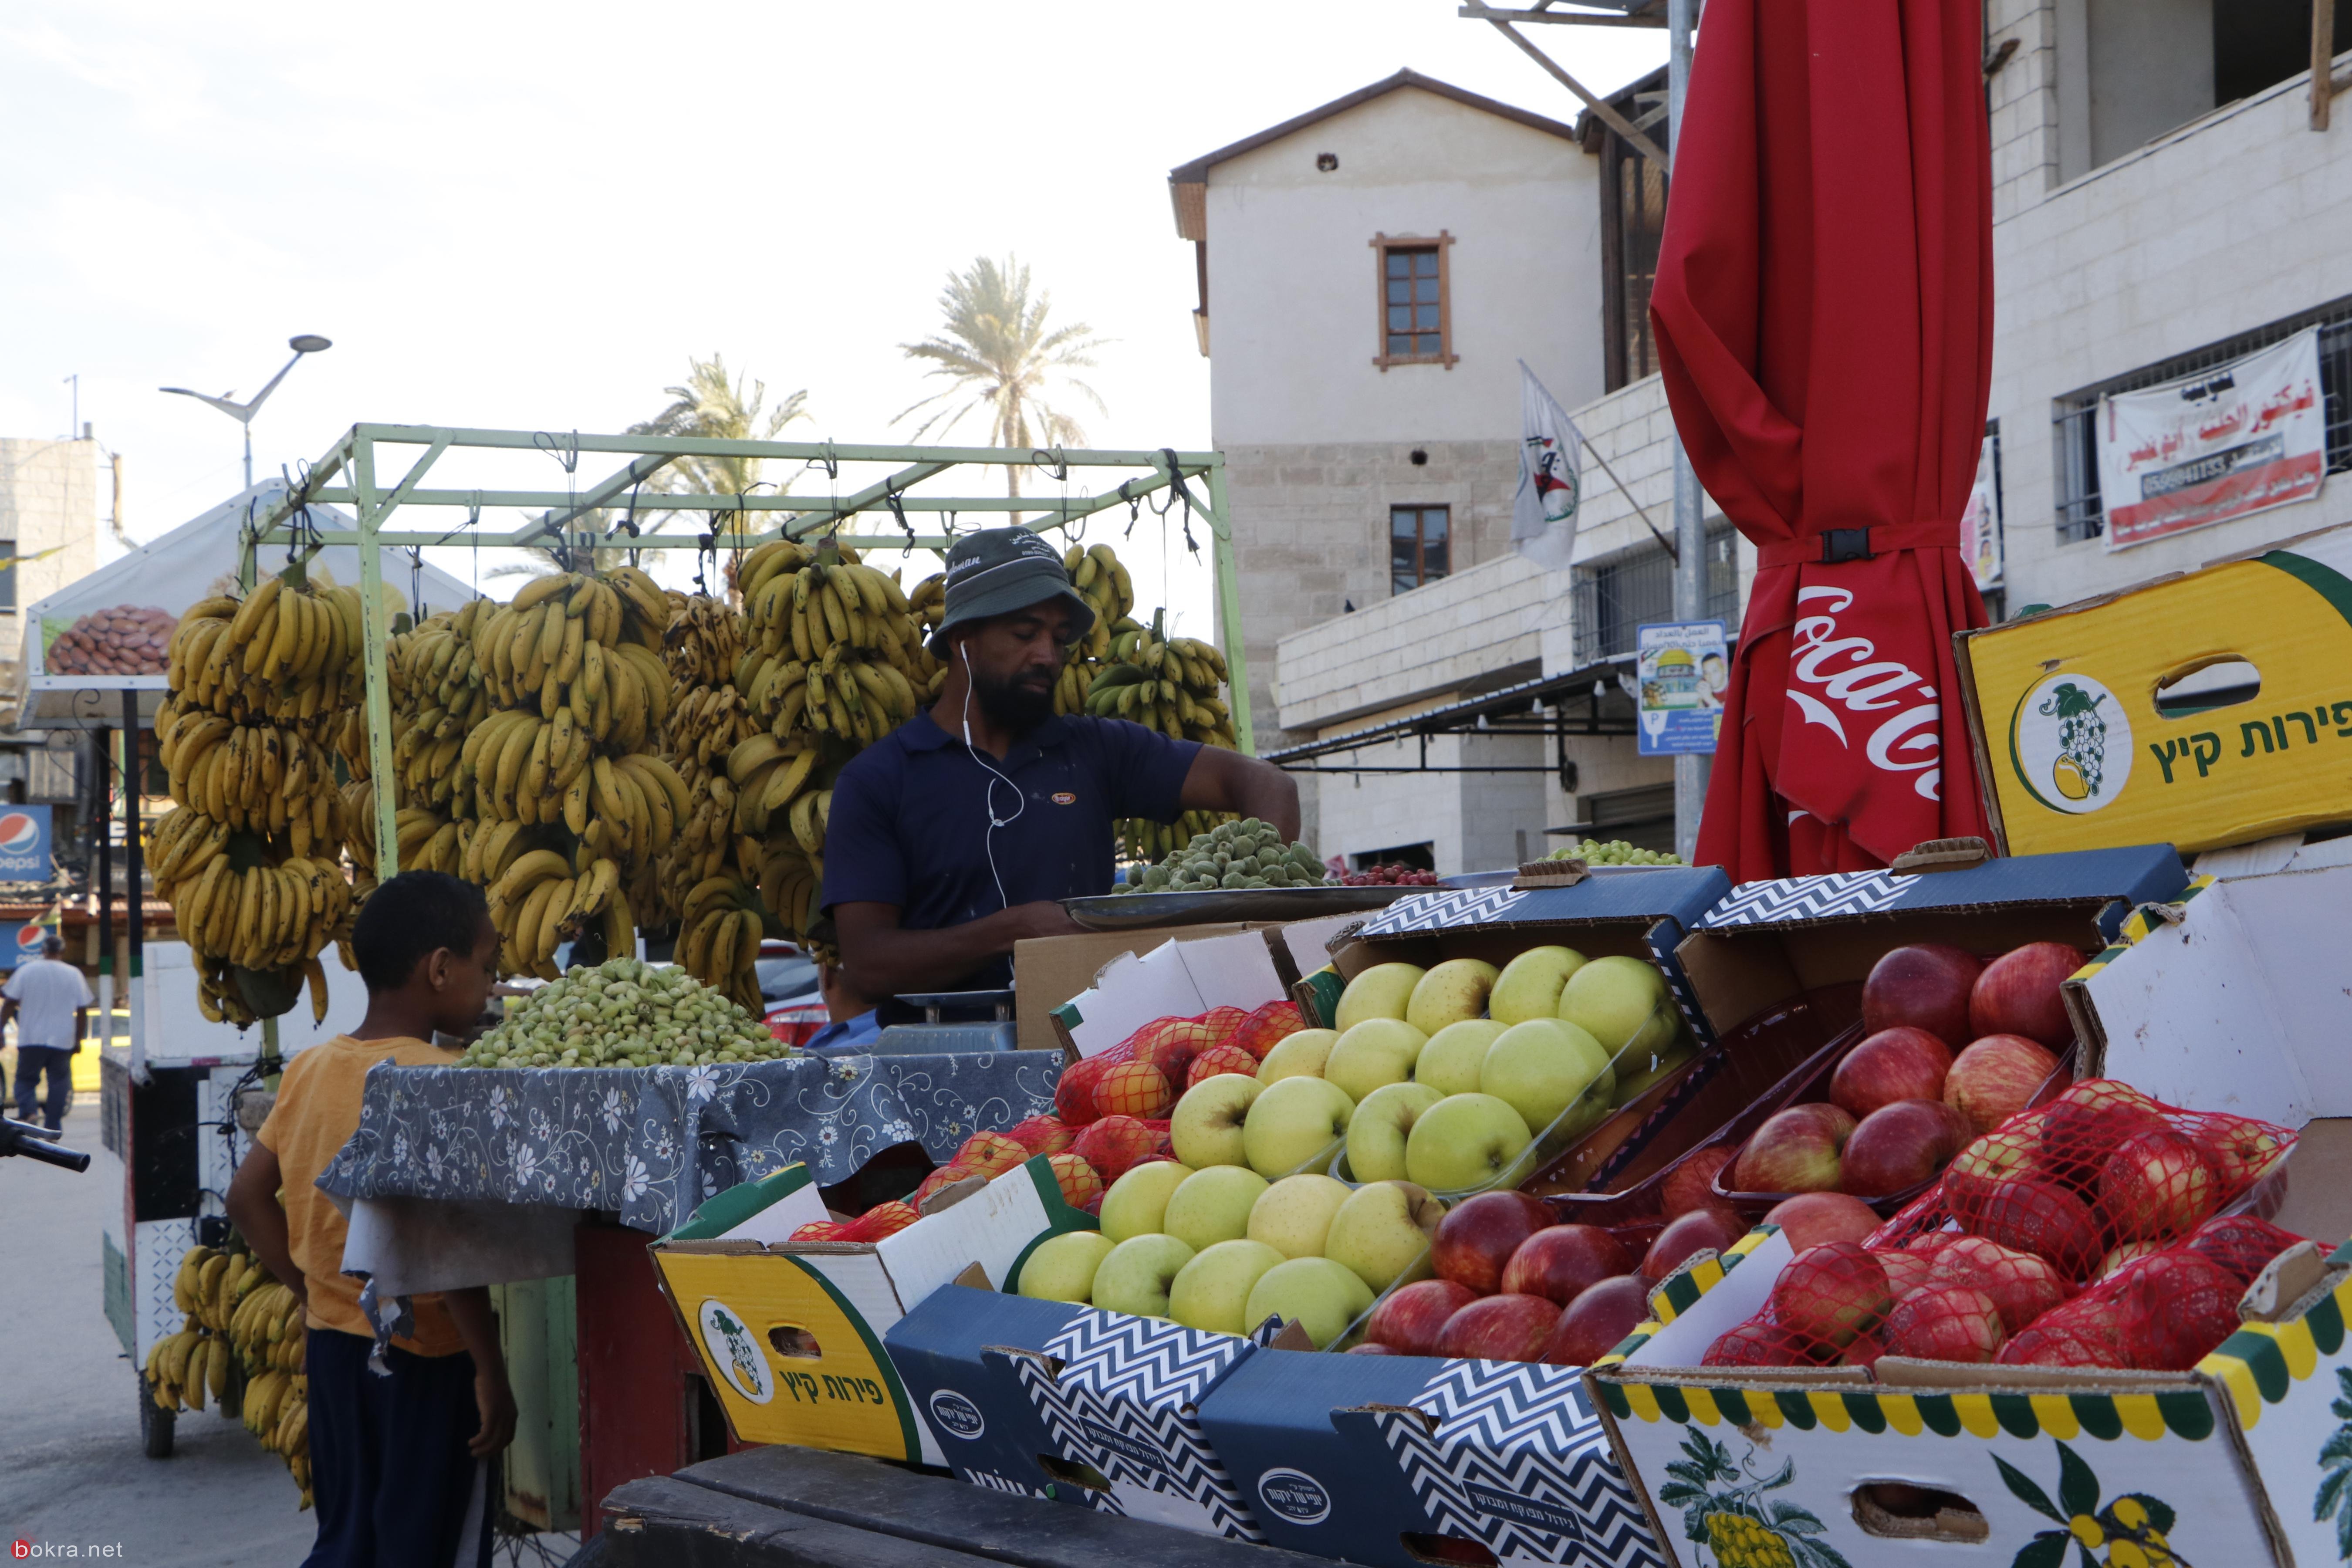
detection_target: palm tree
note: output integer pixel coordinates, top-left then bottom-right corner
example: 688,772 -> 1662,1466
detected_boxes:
483,513 -> 637,584
895,255 -> 1108,496
627,354 -> 809,529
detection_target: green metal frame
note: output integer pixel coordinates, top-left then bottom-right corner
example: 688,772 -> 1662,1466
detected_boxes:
241,425 -> 1248,881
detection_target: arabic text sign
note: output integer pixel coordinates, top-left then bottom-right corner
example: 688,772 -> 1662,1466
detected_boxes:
1636,621 -> 1727,757
2097,328 -> 2326,551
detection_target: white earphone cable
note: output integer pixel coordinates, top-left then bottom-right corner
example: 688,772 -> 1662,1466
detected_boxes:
960,644 -> 1024,912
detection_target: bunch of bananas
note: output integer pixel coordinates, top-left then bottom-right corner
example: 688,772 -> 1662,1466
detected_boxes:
740,541 -> 926,745
230,1279 -> 312,1505
677,875 -> 774,1011
146,1323 -> 227,1413
165,577 -> 371,725
149,1242 -> 271,1410
483,844 -> 638,982
1081,616 -> 1235,743
157,704 -> 350,858
908,573 -> 948,700
653,595 -> 777,1005
151,831 -> 347,1025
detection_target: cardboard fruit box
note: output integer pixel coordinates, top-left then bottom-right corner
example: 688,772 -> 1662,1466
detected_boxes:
649,1156 -> 1094,1463
1954,517 -> 2352,858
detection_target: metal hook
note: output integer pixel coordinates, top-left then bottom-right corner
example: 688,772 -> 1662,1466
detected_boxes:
884,480 -> 916,550
533,429 -> 581,475
1030,446 -> 1068,483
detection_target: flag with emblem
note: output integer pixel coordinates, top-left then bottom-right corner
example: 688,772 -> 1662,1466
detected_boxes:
1513,361 -> 1582,571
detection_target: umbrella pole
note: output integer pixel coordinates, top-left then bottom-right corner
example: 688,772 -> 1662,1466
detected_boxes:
1667,0 -> 1712,865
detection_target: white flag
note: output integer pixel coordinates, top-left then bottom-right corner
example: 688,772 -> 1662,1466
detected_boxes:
1513,361 -> 1582,571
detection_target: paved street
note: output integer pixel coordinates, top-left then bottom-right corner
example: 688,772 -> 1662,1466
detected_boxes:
1,1100 -> 317,1565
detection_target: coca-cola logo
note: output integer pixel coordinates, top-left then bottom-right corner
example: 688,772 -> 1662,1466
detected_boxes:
1785,587 -> 1943,801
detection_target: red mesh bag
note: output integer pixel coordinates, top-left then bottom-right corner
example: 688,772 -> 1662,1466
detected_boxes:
789,1220 -> 848,1242
1124,1016 -> 1218,1083
1187,1043 -> 1262,1088
1072,1115 -> 1166,1183
1005,1114 -> 1075,1156
1056,1055 -> 1115,1125
1230,1000 -> 1305,1061
1200,1005 -> 1251,1048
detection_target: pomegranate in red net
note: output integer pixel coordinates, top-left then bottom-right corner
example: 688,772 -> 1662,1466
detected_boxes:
1092,1059 -> 1177,1120
2195,1112 -> 2292,1190
1703,1319 -> 1814,1367
1044,1152 -> 1105,1211
1968,942 -> 2084,1048
1770,1243 -> 1891,1349
1056,1056 -> 1113,1126
1861,943 -> 1982,1050
1005,1115 -> 1075,1156
2098,1128 -> 2220,1240
1071,1115 -> 1161,1184
2187,1214 -> 2304,1285
1829,1027 -> 1953,1120
1187,1043 -> 1260,1088
1883,1284 -> 2005,1362
1230,1000 -> 1304,1061
2119,1250 -> 2245,1370
1957,1177 -> 2102,1278
1925,1236 -> 2072,1335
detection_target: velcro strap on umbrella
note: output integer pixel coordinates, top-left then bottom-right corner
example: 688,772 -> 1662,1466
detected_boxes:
1757,522 -> 1958,569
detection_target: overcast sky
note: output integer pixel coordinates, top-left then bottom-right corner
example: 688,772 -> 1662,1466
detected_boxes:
0,2 -> 1660,629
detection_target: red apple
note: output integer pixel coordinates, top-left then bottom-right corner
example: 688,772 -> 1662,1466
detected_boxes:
1044,1151 -> 1105,1210
1842,1100 -> 1972,1198
2188,1214 -> 2303,1286
1186,1043 -> 1262,1089
1431,1190 -> 1556,1295
2040,1088 -> 2165,1191
1883,1284 -> 2005,1362
1731,1104 -> 1854,1193
2195,1113 -> 2290,1193
1969,943 -> 2085,1048
1071,1116 -> 1160,1184
1996,1321 -> 2114,1368
1661,1146 -> 1739,1218
1904,1230 -> 1963,1259
1642,1208 -> 1748,1282
2098,1241 -> 2163,1279
1830,1028 -> 1954,1120
1092,1058 -> 1176,1120
1054,1055 -> 1112,1125
1764,1192 -> 1884,1251
1944,1035 -> 2062,1135
1365,1279 -> 1481,1355
1501,1225 -> 1636,1306
1770,1242 -> 1891,1348
2119,1250 -> 2245,1370
1347,1343 -> 1401,1355
1925,1236 -> 2072,1335
1435,1293 -> 1561,1363
1958,1177 -> 2102,1279
2098,1129 -> 2220,1240
1005,1115 -> 1075,1156
1862,944 -> 1983,1048
1879,1250 -> 1933,1298
1703,1319 -> 1814,1367
1542,1275 -> 1653,1365
1840,1333 -> 1886,1369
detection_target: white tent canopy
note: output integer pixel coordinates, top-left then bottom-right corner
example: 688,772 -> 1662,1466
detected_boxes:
15,480 -> 487,730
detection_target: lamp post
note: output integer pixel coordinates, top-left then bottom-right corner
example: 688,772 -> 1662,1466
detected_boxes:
161,334 -> 333,490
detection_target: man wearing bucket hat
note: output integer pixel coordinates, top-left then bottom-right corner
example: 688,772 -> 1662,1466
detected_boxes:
823,527 -> 1298,1000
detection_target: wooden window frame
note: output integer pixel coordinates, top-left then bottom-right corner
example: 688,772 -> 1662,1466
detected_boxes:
1389,504 -> 1452,594
1371,231 -> 1457,370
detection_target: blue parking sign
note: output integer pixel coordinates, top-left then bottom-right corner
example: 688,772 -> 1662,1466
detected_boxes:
0,806 -> 54,880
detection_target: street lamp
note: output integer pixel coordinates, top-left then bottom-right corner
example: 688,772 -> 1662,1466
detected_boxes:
161,334 -> 334,490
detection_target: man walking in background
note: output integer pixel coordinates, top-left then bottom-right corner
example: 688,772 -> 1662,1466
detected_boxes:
3,934 -> 94,1132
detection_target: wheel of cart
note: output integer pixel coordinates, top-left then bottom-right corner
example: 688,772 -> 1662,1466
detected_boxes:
138,1372 -> 175,1459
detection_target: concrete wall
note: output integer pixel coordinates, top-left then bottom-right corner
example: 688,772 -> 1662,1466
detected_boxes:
0,438 -> 103,686
1309,728 -> 1551,875
1984,0 -> 2352,613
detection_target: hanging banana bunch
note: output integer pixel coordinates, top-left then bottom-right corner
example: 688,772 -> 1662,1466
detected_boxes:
907,572 -> 948,701
676,874 -> 772,1014
656,593 -> 771,1008
738,540 -> 925,746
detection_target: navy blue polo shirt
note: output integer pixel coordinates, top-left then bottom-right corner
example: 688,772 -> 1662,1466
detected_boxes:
819,710 -> 1201,988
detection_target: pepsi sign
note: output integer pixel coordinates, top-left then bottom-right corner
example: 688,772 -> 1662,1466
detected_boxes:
0,807 -> 50,881
0,922 -> 52,963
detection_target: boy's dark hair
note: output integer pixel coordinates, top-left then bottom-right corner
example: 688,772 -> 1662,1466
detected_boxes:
352,872 -> 492,994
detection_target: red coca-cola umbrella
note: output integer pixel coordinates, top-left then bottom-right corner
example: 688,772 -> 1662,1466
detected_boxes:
1652,0 -> 1994,879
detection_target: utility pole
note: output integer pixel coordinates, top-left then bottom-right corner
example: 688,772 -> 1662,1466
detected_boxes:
1667,0 -> 1710,866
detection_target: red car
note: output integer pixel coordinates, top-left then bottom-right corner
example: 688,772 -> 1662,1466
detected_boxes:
757,940 -> 829,1047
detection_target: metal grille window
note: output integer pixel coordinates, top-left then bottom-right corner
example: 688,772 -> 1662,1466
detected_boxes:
2053,295 -> 2352,543
1372,233 -> 1456,369
0,542 -> 15,612
1391,505 -> 1450,594
1572,527 -> 1739,665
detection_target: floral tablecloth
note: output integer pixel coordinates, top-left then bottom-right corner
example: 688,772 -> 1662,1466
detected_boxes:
318,1051 -> 1062,1235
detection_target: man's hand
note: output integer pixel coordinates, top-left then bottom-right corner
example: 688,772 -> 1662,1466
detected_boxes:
469,1368 -> 518,1458
1003,900 -> 1083,942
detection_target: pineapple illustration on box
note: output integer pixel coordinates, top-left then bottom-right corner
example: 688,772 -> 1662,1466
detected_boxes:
1992,1439 -> 2183,1568
1655,1430 -> 1850,1568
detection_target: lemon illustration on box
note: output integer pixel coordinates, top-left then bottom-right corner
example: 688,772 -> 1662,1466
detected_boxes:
1957,523 -> 2352,855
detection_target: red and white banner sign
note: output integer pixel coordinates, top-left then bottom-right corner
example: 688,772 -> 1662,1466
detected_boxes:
2097,328 -> 2326,550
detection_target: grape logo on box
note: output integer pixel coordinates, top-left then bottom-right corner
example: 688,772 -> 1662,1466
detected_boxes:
2008,673 -> 2132,815
0,807 -> 49,880
697,1298 -> 776,1404
927,1389 -> 986,1440
1257,1468 -> 1331,1524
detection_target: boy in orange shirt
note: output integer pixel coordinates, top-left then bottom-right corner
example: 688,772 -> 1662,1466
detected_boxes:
228,872 -> 515,1568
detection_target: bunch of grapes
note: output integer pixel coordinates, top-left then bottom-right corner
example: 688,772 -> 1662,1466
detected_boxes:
1338,864 -> 1440,886
1546,839 -> 1683,866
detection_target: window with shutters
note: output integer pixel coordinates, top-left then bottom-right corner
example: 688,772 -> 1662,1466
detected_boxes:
1372,233 -> 1456,369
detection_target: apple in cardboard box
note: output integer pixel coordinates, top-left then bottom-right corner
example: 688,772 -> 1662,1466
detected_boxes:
1943,1034 -> 2061,1135
1829,1027 -> 1953,1120
1969,942 -> 2084,1048
1860,943 -> 1982,1048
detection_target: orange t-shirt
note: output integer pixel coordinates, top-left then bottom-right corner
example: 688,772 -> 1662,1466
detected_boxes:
256,1034 -> 466,1356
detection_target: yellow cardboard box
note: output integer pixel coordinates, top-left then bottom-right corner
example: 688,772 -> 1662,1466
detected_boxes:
1957,520 -> 2352,855
652,1157 -> 1095,1462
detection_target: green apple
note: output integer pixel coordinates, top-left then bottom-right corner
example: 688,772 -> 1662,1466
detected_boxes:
1405,1092 -> 1533,1192
1257,1028 -> 1338,1084
1246,1173 -> 1353,1259
1089,1233 -> 1197,1318
1243,1257 -> 1375,1349
1168,1238 -> 1287,1336
1163,1165 -> 1270,1252
1323,1179 -> 1447,1291
1169,1072 -> 1261,1168
1099,1160 -> 1196,1243
1334,962 -> 1425,1031
1415,1019 -> 1506,1096
1016,1230 -> 1116,1303
1345,1081 -> 1443,1183
1404,958 -> 1499,1035
1490,945 -> 1589,1024
1323,1018 -> 1427,1104
1241,1075 -> 1355,1176
1559,954 -> 1676,1061
1610,1036 -> 1698,1105
1480,1018 -> 1613,1135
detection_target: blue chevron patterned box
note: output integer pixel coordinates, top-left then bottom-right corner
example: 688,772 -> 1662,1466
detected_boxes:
883,1284 -> 1093,1504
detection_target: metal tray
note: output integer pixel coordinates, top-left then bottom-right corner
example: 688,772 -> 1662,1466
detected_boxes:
1061,885 -> 1416,931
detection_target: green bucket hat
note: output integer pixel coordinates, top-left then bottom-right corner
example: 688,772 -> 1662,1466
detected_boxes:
929,527 -> 1097,651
